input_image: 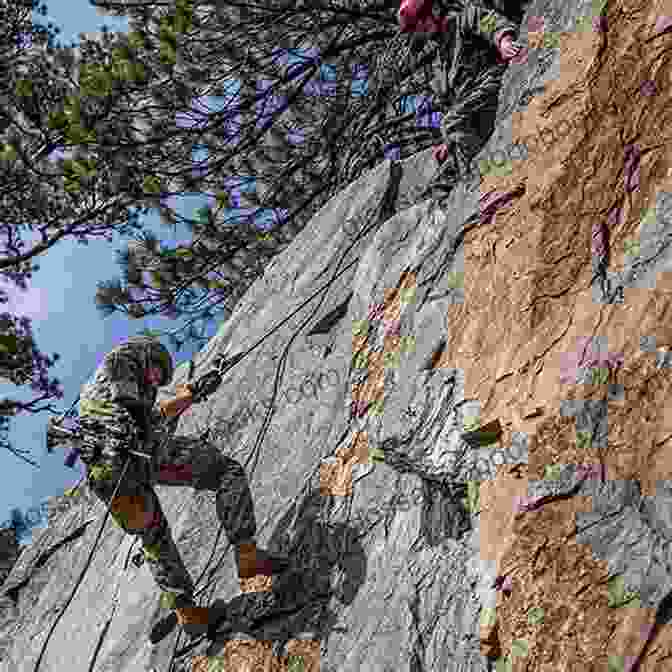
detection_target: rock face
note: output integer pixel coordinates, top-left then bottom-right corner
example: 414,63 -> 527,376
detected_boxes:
2,0 -> 672,670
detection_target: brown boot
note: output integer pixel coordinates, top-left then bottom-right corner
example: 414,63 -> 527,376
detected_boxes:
150,594 -> 211,644
174,594 -> 212,637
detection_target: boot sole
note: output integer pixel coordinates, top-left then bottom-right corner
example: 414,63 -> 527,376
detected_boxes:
206,600 -> 300,640
151,560 -> 292,644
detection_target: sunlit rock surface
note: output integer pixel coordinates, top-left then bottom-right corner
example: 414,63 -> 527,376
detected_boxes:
2,0 -> 672,670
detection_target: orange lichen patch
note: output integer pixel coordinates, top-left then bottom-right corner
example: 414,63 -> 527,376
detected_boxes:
191,656 -> 210,672
352,334 -> 368,353
382,297 -> 401,324
525,29 -> 546,50
240,575 -> 273,594
398,269 -> 417,289
603,352 -> 672,498
366,350 -> 386,378
320,456 -> 355,496
351,370 -> 385,407
351,430 -> 370,463
192,639 -> 320,672
336,430 -> 370,464
609,609 -> 657,672
237,542 -> 258,578
348,271 -> 416,416
429,343 -> 448,369
525,349 -> 672,498
478,348 -> 672,666
382,270 -> 417,320
478,463 -> 532,568
480,617 -> 503,660
655,270 -> 672,293
493,490 -> 655,672
525,410 -> 597,483
195,640 -> 275,672
467,1 -> 672,662
383,333 -> 401,355
623,279 -> 672,350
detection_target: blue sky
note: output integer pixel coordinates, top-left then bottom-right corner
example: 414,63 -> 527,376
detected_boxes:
0,0 -> 438,543
0,1 -> 218,542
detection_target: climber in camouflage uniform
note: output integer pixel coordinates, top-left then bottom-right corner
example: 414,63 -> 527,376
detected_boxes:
397,0 -> 523,198
75,336 -> 289,642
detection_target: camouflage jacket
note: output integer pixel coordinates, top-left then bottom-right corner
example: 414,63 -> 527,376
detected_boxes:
408,2 -> 519,109
377,1 -> 518,162
78,337 -> 171,460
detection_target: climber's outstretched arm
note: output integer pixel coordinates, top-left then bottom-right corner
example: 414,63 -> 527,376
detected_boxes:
157,384 -> 194,419
155,358 -> 234,421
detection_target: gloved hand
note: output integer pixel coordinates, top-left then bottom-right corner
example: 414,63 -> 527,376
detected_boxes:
158,384 -> 195,418
433,143 -> 450,164
498,34 -> 524,61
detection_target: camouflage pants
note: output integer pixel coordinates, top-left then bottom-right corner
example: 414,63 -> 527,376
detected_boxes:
429,61 -> 508,199
82,421 -> 257,604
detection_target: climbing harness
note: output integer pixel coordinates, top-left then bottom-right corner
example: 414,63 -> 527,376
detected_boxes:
34,160 -> 404,672
46,415 -> 150,466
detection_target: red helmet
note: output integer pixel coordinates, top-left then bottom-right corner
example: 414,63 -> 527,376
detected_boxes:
398,0 -> 433,32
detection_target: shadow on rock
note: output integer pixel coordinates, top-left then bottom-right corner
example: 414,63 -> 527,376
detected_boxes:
221,488 -> 369,647
421,479 -> 473,546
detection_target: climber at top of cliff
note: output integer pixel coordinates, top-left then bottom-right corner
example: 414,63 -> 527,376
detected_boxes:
397,0 -> 523,198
